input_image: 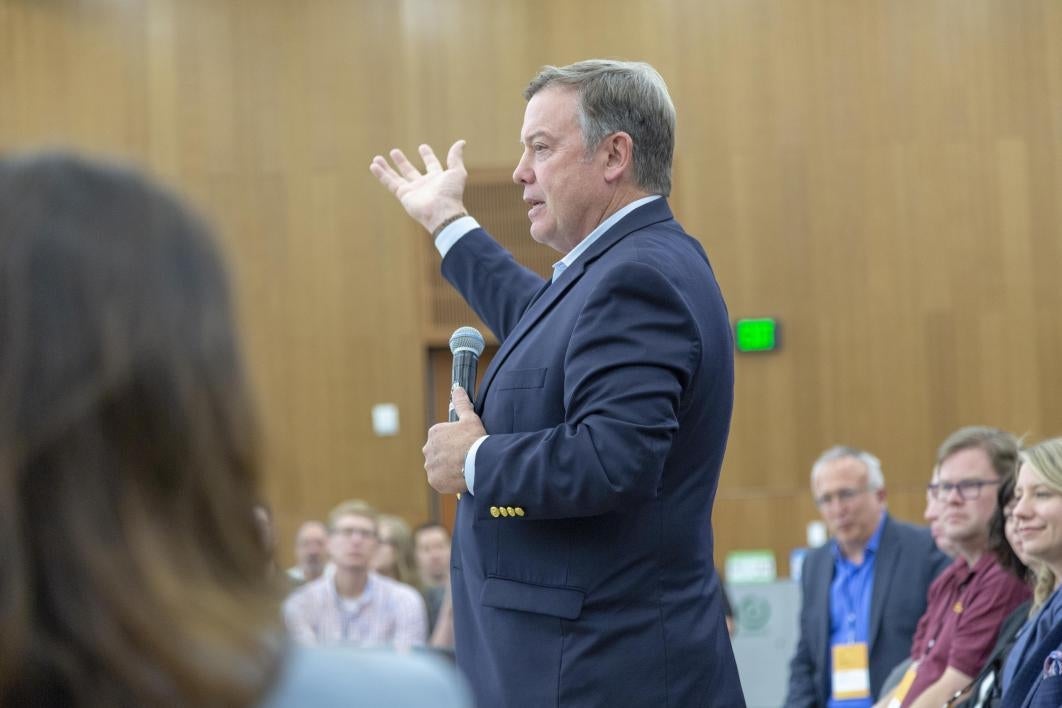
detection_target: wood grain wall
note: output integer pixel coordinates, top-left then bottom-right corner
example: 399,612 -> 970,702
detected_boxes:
2,0 -> 1060,573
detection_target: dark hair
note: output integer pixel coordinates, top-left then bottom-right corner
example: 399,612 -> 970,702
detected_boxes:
988,470 -> 1027,581
0,153 -> 283,706
413,521 -> 451,543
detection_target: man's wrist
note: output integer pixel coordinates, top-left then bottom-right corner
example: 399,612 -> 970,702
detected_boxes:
430,211 -> 468,238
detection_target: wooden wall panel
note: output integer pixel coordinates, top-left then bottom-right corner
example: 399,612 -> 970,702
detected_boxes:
2,0 -> 1060,573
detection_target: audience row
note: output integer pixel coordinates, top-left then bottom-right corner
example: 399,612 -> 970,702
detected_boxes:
279,501 -> 455,652
787,427 -> 1062,708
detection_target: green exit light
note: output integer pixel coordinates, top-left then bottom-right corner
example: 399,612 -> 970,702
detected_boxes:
735,318 -> 779,353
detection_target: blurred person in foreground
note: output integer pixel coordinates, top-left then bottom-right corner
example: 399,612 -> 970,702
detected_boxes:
0,152 -> 469,708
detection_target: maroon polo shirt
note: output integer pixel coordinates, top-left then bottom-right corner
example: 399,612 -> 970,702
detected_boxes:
902,553 -> 1030,706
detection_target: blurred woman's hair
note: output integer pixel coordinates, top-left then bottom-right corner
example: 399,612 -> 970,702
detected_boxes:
1021,438 -> 1062,609
375,514 -> 419,588
0,153 -> 283,706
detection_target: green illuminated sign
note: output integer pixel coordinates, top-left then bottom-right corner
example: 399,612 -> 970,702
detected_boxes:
734,318 -> 778,353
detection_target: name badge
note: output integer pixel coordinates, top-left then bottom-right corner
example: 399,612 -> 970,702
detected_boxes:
886,665 -> 918,708
832,642 -> 871,700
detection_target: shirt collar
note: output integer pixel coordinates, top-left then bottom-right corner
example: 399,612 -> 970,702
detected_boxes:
957,551 -> 996,581
326,565 -> 376,605
551,195 -> 662,282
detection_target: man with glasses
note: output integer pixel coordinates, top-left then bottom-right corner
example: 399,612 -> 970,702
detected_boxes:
874,427 -> 1031,708
786,447 -> 949,708
284,499 -> 428,648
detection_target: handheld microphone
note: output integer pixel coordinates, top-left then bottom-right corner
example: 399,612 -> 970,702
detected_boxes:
448,326 -> 485,421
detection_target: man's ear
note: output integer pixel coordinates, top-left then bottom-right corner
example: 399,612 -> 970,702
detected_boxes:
601,131 -> 634,183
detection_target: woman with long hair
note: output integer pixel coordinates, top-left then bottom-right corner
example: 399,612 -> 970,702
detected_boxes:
999,438 -> 1062,707
0,152 -> 468,707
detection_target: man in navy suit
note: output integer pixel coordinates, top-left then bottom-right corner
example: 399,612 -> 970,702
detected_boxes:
785,446 -> 949,707
370,60 -> 744,707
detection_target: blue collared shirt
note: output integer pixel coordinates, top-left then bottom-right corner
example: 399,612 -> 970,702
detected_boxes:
827,512 -> 886,708
435,196 -> 662,494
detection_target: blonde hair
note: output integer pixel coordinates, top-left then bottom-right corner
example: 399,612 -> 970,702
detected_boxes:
1021,438 -> 1062,609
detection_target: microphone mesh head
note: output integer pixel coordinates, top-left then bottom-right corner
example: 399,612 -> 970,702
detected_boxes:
449,326 -> 485,356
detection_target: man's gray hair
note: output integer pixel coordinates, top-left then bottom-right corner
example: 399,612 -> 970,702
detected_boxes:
524,59 -> 676,196
810,446 -> 886,491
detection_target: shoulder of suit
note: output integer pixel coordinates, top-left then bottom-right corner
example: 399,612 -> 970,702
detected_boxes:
803,542 -> 834,568
881,515 -> 933,544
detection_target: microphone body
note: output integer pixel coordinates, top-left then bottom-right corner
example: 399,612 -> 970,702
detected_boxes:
449,326 -> 485,422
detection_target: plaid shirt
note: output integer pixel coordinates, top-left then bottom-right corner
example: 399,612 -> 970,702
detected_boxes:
283,567 -> 427,649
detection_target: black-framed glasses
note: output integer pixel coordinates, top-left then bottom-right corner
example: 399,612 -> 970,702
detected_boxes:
814,486 -> 870,507
927,478 -> 1001,502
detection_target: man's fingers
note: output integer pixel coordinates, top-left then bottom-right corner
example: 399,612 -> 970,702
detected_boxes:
390,148 -> 422,181
419,144 -> 442,172
446,140 -> 467,171
369,156 -> 403,193
451,385 -> 474,419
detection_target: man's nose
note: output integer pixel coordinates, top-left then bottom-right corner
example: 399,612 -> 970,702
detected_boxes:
513,152 -> 533,184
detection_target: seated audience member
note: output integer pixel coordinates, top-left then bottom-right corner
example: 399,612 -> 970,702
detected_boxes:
373,513 -> 419,588
926,470 -> 958,558
430,586 -> 456,650
287,520 -> 329,586
414,522 -> 452,633
285,500 -> 428,648
949,472 -> 1036,707
786,446 -> 949,708
875,427 -> 1031,708
878,468 -> 961,699
998,438 -> 1062,708
0,153 -> 469,707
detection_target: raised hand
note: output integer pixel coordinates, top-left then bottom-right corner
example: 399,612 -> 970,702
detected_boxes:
369,141 -> 468,233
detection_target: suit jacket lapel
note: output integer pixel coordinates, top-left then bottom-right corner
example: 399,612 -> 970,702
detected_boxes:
812,549 -> 832,689
868,515 -> 897,649
474,199 -> 674,414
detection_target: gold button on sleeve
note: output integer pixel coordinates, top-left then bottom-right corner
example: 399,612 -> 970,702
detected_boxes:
490,506 -> 500,518
499,506 -> 509,517
506,506 -> 516,516
514,507 -> 525,517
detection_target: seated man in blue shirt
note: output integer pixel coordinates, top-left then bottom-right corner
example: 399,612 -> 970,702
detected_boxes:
786,446 -> 950,708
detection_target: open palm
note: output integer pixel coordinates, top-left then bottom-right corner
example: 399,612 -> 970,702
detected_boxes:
370,141 -> 468,232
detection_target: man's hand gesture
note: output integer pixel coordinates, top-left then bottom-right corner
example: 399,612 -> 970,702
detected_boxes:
369,140 -> 468,233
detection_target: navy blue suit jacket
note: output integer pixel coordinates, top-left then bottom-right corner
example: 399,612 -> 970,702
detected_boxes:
1002,615 -> 1062,708
784,515 -> 949,707
441,199 -> 743,707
